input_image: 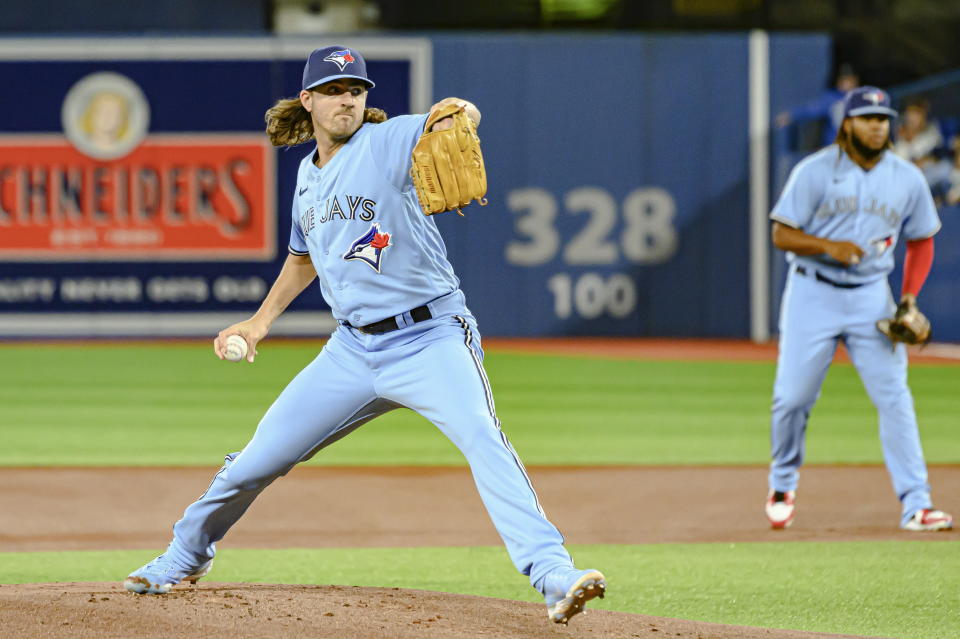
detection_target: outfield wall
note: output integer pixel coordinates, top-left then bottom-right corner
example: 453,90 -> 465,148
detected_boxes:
11,33 -> 935,340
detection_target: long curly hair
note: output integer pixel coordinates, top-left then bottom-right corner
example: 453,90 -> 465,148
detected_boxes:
264,97 -> 387,147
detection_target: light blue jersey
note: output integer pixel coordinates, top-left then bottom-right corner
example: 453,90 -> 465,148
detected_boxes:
288,114 -> 460,327
771,145 -> 941,284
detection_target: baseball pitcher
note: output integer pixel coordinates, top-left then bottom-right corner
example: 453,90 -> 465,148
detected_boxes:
122,45 -> 605,625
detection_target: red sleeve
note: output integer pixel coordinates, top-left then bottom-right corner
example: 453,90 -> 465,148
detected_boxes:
902,237 -> 934,297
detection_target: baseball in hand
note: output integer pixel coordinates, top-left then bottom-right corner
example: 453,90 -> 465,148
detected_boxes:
224,334 -> 248,362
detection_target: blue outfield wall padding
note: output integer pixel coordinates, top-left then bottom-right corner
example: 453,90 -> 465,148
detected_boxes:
432,33 -> 828,336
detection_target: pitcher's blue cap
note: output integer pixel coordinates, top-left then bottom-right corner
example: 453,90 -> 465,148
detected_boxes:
842,86 -> 897,118
302,45 -> 375,91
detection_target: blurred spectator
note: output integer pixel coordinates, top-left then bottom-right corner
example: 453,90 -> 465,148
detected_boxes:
775,63 -> 859,148
892,97 -> 944,173
946,156 -> 960,206
927,135 -> 960,207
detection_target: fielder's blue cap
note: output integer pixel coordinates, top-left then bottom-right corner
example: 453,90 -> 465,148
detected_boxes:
302,45 -> 375,91
842,86 -> 897,118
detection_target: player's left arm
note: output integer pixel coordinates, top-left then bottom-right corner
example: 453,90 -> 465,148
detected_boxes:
367,98 -> 482,194
899,168 -> 942,300
901,237 -> 934,301
876,171 -> 941,345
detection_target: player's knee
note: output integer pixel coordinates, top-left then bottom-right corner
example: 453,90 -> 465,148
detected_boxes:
228,470 -> 282,492
220,456 -> 286,492
444,411 -> 499,453
772,388 -> 817,413
870,386 -> 913,413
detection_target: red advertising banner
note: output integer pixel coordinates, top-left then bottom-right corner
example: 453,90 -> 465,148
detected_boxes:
0,135 -> 275,260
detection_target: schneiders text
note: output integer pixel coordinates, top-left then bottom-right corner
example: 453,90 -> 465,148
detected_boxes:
0,161 -> 252,235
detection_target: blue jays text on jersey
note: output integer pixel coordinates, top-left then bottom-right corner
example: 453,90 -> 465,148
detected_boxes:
299,196 -> 378,233
814,195 -> 902,228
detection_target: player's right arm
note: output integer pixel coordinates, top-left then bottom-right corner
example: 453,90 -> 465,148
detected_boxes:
771,222 -> 864,265
367,98 -> 481,191
214,254 -> 317,362
769,153 -> 863,266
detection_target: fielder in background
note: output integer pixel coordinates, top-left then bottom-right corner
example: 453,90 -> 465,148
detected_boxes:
123,45 -> 605,625
765,86 -> 953,532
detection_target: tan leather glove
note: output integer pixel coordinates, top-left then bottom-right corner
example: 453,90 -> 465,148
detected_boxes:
410,103 -> 488,216
877,293 -> 931,345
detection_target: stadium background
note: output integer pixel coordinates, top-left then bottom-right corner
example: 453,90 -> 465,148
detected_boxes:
1,0 -> 958,341
1,3 -> 958,638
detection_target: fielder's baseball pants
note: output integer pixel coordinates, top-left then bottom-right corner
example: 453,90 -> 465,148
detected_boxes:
769,268 -> 932,524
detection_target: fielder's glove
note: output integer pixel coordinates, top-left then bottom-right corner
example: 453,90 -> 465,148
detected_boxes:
877,294 -> 931,345
410,103 -> 488,216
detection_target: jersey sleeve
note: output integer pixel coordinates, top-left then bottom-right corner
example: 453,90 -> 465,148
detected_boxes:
770,160 -> 820,229
367,113 -> 430,191
288,185 -> 309,256
901,169 -> 942,240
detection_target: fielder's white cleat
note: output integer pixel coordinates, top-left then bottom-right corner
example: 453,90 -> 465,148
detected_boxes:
902,508 -> 953,532
765,490 -> 796,529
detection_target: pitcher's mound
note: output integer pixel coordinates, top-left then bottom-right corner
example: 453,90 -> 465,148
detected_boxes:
0,582 -> 878,638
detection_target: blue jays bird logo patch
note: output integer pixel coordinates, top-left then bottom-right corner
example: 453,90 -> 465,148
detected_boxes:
343,223 -> 391,272
323,49 -> 356,71
871,235 -> 893,256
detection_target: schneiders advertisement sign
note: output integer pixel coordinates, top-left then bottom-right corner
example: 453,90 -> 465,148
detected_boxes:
0,37 -> 427,336
0,71 -> 275,261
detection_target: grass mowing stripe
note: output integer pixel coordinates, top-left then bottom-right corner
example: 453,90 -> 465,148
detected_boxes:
1,542 -> 955,639
2,344 -> 958,466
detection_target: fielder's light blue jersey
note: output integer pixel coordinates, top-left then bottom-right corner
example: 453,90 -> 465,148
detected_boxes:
771,145 -> 941,285
288,113 -> 461,326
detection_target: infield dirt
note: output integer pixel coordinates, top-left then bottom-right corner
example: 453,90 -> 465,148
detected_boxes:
1,582 -> 888,639
3,465 -> 959,551
3,465 -> 957,638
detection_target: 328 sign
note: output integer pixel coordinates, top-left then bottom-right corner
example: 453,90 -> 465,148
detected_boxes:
504,185 -> 679,320
504,186 -> 678,266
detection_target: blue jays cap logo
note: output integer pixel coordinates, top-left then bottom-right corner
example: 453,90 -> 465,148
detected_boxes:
323,49 -> 356,71
843,85 -> 898,118
343,223 -> 391,272
302,45 -> 375,91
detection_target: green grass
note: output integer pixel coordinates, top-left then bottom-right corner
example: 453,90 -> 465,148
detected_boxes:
1,342 -> 958,466
3,343 -> 959,639
1,542 -> 956,638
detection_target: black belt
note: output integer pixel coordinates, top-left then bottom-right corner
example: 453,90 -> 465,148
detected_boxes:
796,265 -> 864,289
351,305 -> 432,335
